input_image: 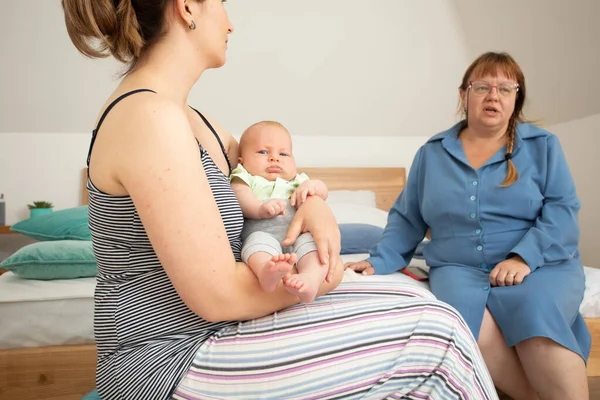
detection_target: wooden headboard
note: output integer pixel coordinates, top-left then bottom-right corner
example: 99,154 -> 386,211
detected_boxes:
299,168 -> 405,211
82,167 -> 406,211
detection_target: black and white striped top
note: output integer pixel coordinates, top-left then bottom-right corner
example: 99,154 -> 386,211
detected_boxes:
88,90 -> 244,399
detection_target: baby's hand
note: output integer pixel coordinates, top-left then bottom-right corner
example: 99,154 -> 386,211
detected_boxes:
259,199 -> 287,218
291,182 -> 318,208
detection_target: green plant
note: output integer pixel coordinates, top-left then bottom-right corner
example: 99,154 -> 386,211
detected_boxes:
27,201 -> 54,209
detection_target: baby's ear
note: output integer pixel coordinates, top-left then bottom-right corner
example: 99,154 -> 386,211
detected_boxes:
238,156 -> 243,164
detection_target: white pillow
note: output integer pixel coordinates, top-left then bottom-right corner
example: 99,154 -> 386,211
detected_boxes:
326,190 -> 377,208
328,203 -> 389,228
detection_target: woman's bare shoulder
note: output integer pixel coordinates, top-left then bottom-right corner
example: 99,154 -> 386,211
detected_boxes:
200,113 -> 239,167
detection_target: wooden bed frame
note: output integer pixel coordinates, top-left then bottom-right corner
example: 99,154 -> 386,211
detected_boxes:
0,166 -> 598,399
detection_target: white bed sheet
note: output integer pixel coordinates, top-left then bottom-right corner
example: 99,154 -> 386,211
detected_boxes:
341,253 -> 600,318
0,254 -> 598,349
0,271 -> 96,349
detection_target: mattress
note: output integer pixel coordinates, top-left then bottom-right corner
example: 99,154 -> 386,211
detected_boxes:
343,253 -> 600,318
0,271 -> 96,349
0,254 -> 599,350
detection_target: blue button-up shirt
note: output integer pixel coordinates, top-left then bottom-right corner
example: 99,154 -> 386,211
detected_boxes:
368,122 -> 580,274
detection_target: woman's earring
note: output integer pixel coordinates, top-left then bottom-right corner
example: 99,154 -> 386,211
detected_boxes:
189,20 -> 196,30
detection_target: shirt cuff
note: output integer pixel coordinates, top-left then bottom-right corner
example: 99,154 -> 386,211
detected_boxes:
509,230 -> 544,272
366,255 -> 391,275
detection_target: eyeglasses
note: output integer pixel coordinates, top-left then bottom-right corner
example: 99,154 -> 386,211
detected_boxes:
468,81 -> 519,97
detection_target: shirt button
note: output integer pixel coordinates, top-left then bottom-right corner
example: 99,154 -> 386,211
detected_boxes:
470,213 -> 477,219
483,286 -> 490,291
470,195 -> 476,201
481,263 -> 487,268
475,229 -> 482,234
472,181 -> 479,186
476,245 -> 483,251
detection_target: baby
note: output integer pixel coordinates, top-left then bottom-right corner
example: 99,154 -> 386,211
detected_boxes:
231,121 -> 328,303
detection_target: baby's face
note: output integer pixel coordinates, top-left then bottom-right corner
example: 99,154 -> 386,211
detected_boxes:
240,126 -> 297,181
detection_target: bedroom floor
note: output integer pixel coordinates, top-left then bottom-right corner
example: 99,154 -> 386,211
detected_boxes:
591,377 -> 600,399
498,377 -> 600,399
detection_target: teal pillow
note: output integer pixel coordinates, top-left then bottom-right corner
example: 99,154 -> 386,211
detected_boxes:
81,389 -> 100,400
10,206 -> 91,241
0,240 -> 96,280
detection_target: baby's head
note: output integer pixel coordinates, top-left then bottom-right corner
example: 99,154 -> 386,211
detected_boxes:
238,121 -> 297,181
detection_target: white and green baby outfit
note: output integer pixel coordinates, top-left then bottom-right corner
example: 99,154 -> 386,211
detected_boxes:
230,165 -> 317,263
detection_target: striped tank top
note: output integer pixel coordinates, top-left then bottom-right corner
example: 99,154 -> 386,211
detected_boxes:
88,90 -> 244,399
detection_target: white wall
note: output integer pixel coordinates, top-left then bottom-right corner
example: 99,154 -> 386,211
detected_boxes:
0,134 -> 91,223
453,0 -> 600,125
549,114 -> 600,267
0,134 -> 428,224
0,1 -> 469,223
0,0 -> 469,136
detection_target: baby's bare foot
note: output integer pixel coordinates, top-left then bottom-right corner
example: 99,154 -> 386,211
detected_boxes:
259,253 -> 297,292
283,274 -> 319,303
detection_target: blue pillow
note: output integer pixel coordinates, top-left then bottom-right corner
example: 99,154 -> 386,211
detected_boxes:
10,206 -> 91,241
339,223 -> 384,255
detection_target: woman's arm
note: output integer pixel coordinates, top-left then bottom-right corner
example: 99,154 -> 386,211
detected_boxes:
283,196 -> 343,283
114,99 -> 339,322
508,135 -> 580,272
366,148 -> 429,274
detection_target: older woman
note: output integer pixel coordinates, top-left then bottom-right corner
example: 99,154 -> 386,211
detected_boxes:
61,0 -> 497,399
348,52 -> 590,400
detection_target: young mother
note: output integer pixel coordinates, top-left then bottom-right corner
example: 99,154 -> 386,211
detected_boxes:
62,0 -> 496,398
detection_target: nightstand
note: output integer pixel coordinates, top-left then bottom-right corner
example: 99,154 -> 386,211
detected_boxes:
0,225 -> 16,234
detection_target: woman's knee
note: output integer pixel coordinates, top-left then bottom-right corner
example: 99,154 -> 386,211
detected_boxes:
516,336 -> 559,352
478,308 -> 503,348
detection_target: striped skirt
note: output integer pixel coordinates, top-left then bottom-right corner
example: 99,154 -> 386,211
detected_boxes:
174,282 -> 497,399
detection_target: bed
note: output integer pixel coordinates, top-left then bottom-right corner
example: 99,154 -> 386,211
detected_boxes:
0,166 -> 599,400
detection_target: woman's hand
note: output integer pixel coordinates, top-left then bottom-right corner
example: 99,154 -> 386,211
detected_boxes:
344,260 -> 375,276
283,196 -> 341,284
489,255 -> 531,287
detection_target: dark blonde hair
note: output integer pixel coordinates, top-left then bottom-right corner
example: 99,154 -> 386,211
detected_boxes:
459,52 -> 527,187
61,0 -> 201,73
